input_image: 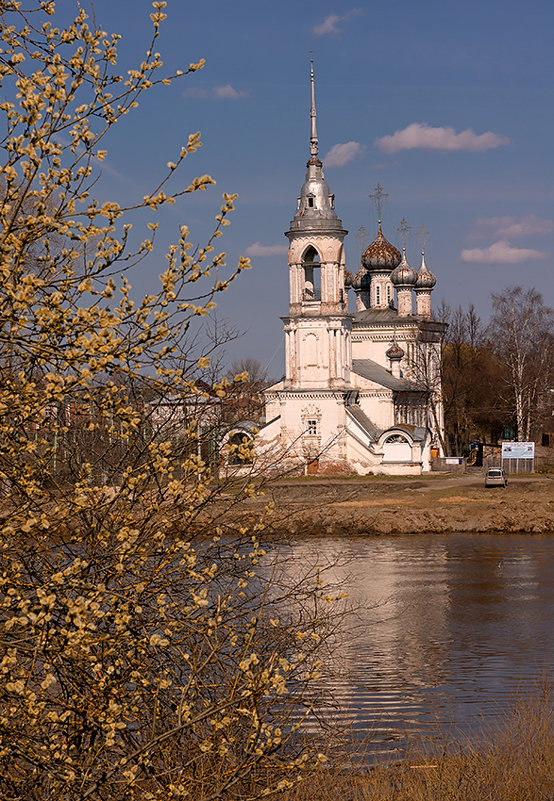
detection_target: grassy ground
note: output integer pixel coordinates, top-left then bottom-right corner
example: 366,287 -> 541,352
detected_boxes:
223,473 -> 554,536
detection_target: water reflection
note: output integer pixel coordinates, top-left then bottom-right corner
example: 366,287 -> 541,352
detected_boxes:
276,534 -> 554,758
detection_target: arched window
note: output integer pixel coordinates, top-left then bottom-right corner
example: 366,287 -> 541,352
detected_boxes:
382,433 -> 412,463
302,246 -> 321,300
305,333 -> 318,365
384,434 -> 409,444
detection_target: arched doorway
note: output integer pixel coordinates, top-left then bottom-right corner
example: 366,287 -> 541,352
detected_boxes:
228,432 -> 254,465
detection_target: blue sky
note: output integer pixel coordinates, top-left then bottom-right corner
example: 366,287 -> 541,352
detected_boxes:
86,0 -> 553,375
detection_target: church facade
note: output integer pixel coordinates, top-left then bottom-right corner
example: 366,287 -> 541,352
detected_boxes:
243,62 -> 445,476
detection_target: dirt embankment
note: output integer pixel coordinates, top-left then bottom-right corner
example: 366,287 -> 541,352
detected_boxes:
227,474 -> 554,536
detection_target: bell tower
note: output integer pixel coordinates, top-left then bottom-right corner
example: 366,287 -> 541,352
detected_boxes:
283,57 -> 351,390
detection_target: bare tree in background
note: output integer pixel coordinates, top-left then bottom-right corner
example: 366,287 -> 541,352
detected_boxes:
488,286 -> 554,442
437,304 -> 506,454
225,357 -> 270,425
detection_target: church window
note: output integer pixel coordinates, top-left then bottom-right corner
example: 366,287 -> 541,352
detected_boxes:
376,285 -> 381,305
387,284 -> 391,304
384,434 -> 409,445
330,194 -> 335,209
307,195 -> 314,208
302,246 -> 321,300
306,419 -> 318,435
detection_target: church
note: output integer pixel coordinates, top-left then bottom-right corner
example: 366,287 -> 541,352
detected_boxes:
232,61 -> 445,476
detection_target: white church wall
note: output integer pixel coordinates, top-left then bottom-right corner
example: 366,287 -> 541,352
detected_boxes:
351,335 -> 387,363
264,384 -> 283,423
263,392 -> 351,473
346,431 -> 379,475
356,391 -> 395,430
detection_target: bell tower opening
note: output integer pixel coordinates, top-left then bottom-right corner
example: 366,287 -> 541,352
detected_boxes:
302,246 -> 321,301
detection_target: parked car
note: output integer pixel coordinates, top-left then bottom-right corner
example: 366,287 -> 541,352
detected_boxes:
485,467 -> 508,488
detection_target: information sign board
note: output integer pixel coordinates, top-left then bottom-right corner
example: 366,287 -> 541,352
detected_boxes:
501,442 -> 535,459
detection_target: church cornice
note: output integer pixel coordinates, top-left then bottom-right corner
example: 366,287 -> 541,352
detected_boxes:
352,332 -> 418,342
357,390 -> 394,399
282,314 -> 352,324
351,319 -> 419,330
275,389 -> 351,401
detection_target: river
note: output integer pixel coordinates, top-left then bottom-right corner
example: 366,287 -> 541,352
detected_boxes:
279,533 -> 554,759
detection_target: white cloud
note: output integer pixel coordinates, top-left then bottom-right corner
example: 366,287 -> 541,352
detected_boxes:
460,241 -> 549,264
182,84 -> 247,99
245,242 -> 288,258
376,123 -> 510,153
471,214 -> 554,240
324,141 -> 364,167
313,14 -> 342,35
213,84 -> 247,99
312,9 -> 361,36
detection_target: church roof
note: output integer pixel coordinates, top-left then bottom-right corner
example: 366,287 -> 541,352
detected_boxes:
351,308 -> 406,324
389,423 -> 428,442
352,358 -> 409,390
346,405 -> 382,440
258,415 -> 280,431
352,358 -> 421,391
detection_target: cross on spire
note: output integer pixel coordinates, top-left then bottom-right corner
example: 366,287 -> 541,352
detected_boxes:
418,224 -> 430,253
354,225 -> 368,253
396,217 -> 412,249
369,184 -> 388,223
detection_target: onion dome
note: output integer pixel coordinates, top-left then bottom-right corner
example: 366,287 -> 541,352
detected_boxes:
415,251 -> 436,289
390,248 -> 417,287
343,269 -> 354,289
386,341 -> 405,361
350,266 -> 370,291
361,222 -> 401,271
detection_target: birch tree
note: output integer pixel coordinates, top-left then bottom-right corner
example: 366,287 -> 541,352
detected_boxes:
0,3 -> 335,798
488,286 -> 553,442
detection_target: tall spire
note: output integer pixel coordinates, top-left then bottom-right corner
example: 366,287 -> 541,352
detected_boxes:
288,54 -> 344,233
309,53 -> 318,157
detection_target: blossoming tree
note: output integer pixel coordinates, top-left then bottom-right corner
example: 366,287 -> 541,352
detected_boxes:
0,2 -> 334,798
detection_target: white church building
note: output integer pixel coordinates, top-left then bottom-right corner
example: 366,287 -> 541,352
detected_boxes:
232,62 -> 445,476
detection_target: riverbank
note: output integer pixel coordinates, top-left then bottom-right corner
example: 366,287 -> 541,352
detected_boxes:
226,473 -> 554,536
279,693 -> 553,801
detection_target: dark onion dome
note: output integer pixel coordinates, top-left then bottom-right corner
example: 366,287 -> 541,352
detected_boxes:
386,341 -> 405,361
362,222 -> 401,270
350,266 -> 370,290
415,252 -> 437,289
344,269 -> 354,288
390,248 -> 417,287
